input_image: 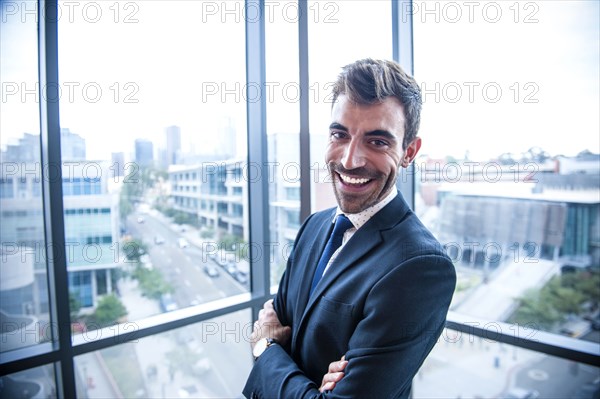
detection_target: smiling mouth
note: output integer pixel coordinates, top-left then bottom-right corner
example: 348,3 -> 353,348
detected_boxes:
338,172 -> 372,186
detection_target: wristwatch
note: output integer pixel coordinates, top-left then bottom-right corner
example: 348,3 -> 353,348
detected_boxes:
253,338 -> 279,360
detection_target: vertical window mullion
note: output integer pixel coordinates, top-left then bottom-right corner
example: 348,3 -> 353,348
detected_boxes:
38,0 -> 76,397
298,0 -> 311,221
392,0 -> 416,209
246,0 -> 270,304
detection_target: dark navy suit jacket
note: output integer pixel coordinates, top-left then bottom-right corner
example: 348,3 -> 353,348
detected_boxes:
244,192 -> 456,398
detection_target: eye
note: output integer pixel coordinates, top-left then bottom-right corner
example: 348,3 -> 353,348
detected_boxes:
330,130 -> 347,140
370,139 -> 389,147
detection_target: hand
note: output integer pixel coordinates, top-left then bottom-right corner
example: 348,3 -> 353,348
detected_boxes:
319,356 -> 348,393
250,299 -> 291,350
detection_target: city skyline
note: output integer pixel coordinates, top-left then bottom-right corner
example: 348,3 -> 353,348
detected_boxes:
1,2 -> 599,162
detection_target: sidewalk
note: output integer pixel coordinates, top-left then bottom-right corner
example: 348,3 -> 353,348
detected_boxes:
454,259 -> 559,321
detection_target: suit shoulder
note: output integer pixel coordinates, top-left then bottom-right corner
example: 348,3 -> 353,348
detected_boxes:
386,211 -> 450,261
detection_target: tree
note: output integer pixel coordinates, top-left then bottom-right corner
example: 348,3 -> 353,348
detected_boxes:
508,270 -> 598,330
69,292 -> 81,320
132,266 -> 173,300
88,294 -> 127,329
509,289 -> 562,329
122,238 -> 147,262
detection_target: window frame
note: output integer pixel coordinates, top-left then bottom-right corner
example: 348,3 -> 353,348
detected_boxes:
0,1 -> 597,397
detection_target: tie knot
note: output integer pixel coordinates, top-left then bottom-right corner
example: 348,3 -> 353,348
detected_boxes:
332,214 -> 353,236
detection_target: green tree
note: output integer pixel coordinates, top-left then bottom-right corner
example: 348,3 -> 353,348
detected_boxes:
173,211 -> 195,225
123,238 -> 147,262
132,266 -> 173,300
509,289 -> 562,329
89,294 -> 127,329
509,270 -> 599,330
119,174 -> 145,221
69,292 -> 81,320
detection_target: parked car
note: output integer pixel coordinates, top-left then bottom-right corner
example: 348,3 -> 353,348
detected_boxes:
178,238 -> 189,248
226,261 -> 237,275
160,293 -> 178,312
233,271 -> 248,285
154,236 -> 165,245
203,264 -> 220,278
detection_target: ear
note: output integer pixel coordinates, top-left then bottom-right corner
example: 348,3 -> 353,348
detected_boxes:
401,137 -> 421,168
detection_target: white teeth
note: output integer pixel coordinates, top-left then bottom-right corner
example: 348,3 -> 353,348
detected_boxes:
339,173 -> 370,185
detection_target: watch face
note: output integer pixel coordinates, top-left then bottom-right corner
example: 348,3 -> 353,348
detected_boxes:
253,338 -> 268,358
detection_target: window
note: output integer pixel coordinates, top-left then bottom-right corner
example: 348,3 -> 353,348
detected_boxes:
1,1 -> 597,397
0,0 -> 50,356
58,1 -> 250,337
266,8 -> 301,285
309,0 -> 393,213
411,1 -> 600,396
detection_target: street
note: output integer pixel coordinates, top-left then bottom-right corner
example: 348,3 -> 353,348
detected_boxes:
126,209 -> 248,313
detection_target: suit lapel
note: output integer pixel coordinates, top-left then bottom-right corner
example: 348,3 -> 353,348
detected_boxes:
293,194 -> 411,348
293,209 -> 336,323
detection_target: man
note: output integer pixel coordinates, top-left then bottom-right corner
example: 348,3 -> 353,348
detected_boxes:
243,59 -> 456,398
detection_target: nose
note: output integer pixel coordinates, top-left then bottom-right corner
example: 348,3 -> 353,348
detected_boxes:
341,139 -> 366,170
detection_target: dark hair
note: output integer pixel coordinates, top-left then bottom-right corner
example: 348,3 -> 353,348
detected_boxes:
331,58 -> 422,150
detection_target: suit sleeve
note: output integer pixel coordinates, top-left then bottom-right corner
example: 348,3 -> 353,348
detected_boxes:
243,253 -> 456,399
331,254 -> 456,397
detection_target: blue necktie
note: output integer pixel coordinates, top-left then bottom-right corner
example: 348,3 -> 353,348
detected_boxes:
310,214 -> 353,296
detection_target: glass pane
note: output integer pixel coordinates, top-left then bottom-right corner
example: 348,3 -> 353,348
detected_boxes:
308,0 -> 393,212
414,1 -> 600,341
266,4 -> 300,286
413,329 -> 600,398
0,364 -> 57,398
57,1 -> 249,335
1,1 -> 51,353
74,309 -> 253,398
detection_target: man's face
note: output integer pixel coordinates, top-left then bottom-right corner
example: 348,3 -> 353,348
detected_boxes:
325,94 -> 421,214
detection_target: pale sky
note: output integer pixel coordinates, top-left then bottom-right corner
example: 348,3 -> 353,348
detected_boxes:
1,0 -> 598,162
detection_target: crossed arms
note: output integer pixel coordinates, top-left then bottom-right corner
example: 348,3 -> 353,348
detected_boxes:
244,254 -> 456,398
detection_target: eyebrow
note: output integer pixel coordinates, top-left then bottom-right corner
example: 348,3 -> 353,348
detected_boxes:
329,122 -> 398,142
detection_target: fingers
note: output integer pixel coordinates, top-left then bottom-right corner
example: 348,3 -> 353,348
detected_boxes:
319,356 -> 348,393
328,358 -> 348,373
320,381 -> 335,393
319,372 -> 344,393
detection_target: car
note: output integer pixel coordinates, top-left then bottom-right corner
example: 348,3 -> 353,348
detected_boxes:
191,358 -> 211,375
178,238 -> 189,248
137,216 -> 145,223
203,264 -> 220,278
226,261 -> 237,275
233,271 -> 248,284
154,236 -> 165,245
160,293 -> 178,312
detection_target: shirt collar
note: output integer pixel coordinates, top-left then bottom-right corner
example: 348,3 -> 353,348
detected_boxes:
334,189 -> 397,230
